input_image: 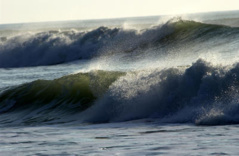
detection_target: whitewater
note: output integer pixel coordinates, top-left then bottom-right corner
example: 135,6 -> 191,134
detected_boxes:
1,11 -> 239,155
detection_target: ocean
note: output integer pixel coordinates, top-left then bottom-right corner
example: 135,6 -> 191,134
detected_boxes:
1,10 -> 239,155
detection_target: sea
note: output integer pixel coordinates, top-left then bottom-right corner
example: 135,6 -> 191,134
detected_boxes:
1,10 -> 239,155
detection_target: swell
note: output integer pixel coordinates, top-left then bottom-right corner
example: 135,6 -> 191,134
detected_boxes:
2,59 -> 239,126
1,19 -> 239,68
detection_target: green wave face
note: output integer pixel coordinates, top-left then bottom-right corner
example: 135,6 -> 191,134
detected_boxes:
0,70 -> 125,114
160,19 -> 239,44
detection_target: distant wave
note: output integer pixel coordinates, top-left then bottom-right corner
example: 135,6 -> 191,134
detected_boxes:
1,19 -> 239,68
2,59 -> 239,125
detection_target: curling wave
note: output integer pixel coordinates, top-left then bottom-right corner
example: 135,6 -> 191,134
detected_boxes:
1,19 -> 239,68
2,59 -> 239,125
0,70 -> 125,125
80,59 -> 239,126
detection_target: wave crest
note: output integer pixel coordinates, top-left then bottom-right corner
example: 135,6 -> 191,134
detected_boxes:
1,19 -> 239,68
2,59 -> 239,125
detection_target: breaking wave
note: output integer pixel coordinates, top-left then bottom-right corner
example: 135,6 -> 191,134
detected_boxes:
1,19 -> 239,68
80,59 -> 239,126
2,59 -> 239,125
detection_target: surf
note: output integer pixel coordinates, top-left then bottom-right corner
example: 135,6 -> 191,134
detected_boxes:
2,59 -> 239,126
1,14 -> 239,126
1,19 -> 239,68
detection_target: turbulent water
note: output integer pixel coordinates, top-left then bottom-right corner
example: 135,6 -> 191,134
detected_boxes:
1,11 -> 239,155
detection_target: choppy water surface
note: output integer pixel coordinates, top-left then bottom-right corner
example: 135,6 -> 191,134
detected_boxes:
1,123 -> 239,155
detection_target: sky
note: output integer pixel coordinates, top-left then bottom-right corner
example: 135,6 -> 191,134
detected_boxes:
0,0 -> 239,24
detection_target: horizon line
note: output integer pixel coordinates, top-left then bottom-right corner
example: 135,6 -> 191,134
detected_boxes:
0,9 -> 239,26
